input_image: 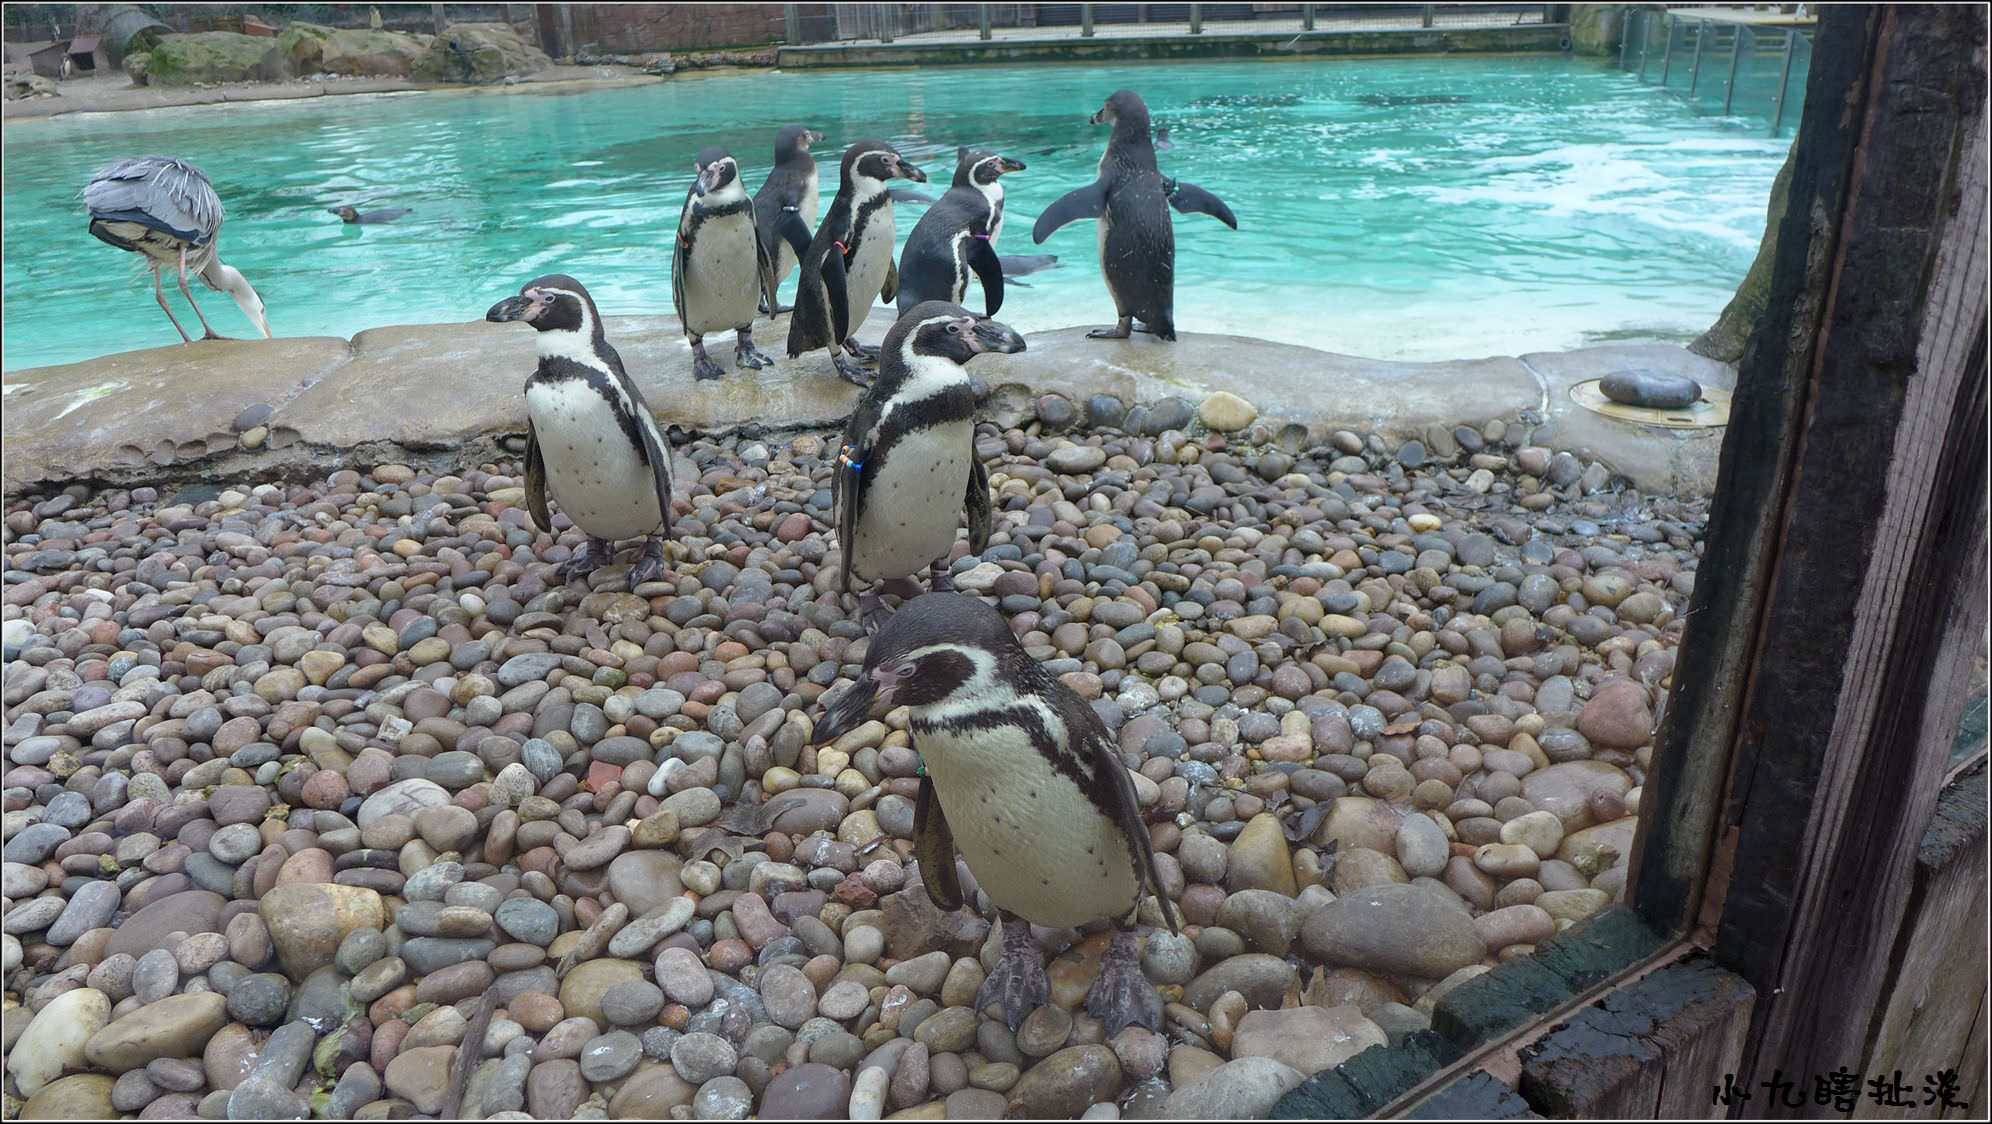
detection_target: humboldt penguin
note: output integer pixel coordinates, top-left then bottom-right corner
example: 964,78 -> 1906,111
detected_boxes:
327,204 -> 412,224
786,139 -> 927,386
832,301 -> 1022,632
752,124 -> 824,314
1031,89 -> 1238,341
674,147 -> 776,381
485,274 -> 675,588
896,148 -> 1027,317
812,592 -> 1179,1035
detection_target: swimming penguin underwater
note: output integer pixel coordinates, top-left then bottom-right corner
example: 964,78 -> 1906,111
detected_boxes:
896,148 -> 1028,317
1032,89 -> 1237,341
812,592 -> 1179,1036
485,274 -> 676,588
785,139 -> 928,386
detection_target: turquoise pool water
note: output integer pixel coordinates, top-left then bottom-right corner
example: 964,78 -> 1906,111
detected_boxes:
1,56 -> 1794,372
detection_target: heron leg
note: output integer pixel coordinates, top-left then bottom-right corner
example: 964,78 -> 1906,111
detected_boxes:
152,267 -> 194,343
175,247 -> 226,340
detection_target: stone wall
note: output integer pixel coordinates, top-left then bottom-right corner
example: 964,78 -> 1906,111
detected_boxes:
570,4 -> 786,52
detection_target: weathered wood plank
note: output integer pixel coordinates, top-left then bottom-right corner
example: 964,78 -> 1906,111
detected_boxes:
1272,1033 -> 1462,1119
1858,766 -> 1990,1120
1642,960 -> 1757,1119
1675,2 -> 1992,1100
1518,1002 -> 1665,1117
1399,1069 -> 1544,1120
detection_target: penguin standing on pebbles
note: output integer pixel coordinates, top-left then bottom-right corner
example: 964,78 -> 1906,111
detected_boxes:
896,148 -> 1028,317
811,591 -> 1179,1036
787,139 -> 928,386
1033,89 -> 1237,342
753,125 -> 824,315
674,147 -> 776,381
485,274 -> 675,588
833,301 -> 1022,634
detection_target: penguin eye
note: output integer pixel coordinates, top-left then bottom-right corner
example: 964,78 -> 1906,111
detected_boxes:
946,322 -> 964,336
893,661 -> 919,679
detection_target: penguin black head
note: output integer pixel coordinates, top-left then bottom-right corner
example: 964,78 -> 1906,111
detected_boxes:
485,274 -> 605,346
1091,90 -> 1154,143
328,205 -> 361,223
775,125 -> 825,159
814,593 -> 1025,741
844,139 -> 927,185
694,147 -> 740,197
887,301 -> 1027,370
952,148 -> 1027,190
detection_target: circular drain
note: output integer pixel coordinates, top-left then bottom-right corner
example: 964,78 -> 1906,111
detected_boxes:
1569,379 -> 1732,429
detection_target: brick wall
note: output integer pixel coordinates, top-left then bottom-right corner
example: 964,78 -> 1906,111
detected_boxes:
569,4 -> 786,51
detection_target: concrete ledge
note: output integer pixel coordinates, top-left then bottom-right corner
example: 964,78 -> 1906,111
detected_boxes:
2,312 -> 1732,498
778,25 -> 1569,67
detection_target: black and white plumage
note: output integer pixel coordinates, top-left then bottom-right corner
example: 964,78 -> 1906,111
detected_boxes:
896,148 -> 1028,317
832,302 -> 1022,633
328,204 -> 412,224
786,139 -> 928,387
84,155 -> 272,343
752,125 -> 824,315
485,274 -> 675,588
812,592 -> 1179,1035
673,147 -> 777,381
1031,90 -> 1238,342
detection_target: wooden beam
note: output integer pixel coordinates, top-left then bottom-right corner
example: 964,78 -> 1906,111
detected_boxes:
1690,0 -> 1991,1098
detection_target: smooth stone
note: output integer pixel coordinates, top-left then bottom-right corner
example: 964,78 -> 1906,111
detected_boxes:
1159,1056 -> 1306,1119
84,992 -> 229,1073
19,1074 -> 118,1120
259,883 -> 385,982
10,986 -> 111,1096
1229,1005 -> 1386,1074
1600,368 -> 1701,409
759,1061 -> 851,1119
1299,883 -> 1482,981
105,891 -> 226,960
1004,1044 -> 1119,1119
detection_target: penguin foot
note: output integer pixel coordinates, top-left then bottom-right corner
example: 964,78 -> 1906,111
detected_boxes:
1086,317 -> 1134,340
556,537 -> 614,584
859,590 -> 894,636
1085,926 -> 1164,1036
734,333 -> 774,370
628,536 -> 670,588
833,354 -> 876,388
691,347 -> 727,381
841,338 -> 881,361
977,916 -> 1050,1032
927,561 -> 956,593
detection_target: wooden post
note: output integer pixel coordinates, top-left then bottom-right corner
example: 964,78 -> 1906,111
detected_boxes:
1623,1 -> 1989,1100
431,3 -> 447,34
1190,4 -> 1202,34
1421,6 -> 1434,30
1303,4 -> 1315,32
1081,4 -> 1094,38
979,3 -> 990,40
878,3 -> 892,43
785,3 -> 800,44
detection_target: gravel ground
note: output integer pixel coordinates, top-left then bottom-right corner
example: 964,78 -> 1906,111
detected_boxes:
2,390 -> 1701,1120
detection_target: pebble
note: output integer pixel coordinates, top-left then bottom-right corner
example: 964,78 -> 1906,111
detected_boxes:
0,414 -> 1697,1118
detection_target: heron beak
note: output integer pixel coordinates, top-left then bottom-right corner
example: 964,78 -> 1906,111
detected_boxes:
970,318 -> 1026,355
486,294 -> 534,323
813,676 -> 881,745
997,157 -> 1026,174
896,159 -> 927,184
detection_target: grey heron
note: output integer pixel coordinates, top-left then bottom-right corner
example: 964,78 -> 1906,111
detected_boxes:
84,155 -> 272,342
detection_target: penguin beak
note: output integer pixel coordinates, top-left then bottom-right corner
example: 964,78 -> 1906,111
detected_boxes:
807,128 -> 825,144
1090,106 -> 1110,125
813,676 -> 881,745
969,318 -> 1026,355
486,294 -> 534,323
694,164 -> 718,197
895,158 -> 927,184
997,157 -> 1026,175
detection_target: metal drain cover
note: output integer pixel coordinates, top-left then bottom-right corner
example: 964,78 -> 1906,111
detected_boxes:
1569,379 -> 1732,429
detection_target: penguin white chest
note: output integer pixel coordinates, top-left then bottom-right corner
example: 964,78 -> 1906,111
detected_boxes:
527,379 -> 664,541
844,200 -> 895,334
681,211 -> 762,335
850,418 -> 971,581
917,721 -> 1143,930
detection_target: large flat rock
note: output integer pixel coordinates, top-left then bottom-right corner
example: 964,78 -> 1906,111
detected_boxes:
2,313 -> 1733,497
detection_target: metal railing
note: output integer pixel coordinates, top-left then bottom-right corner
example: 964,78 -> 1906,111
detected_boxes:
1617,8 -> 1811,137
784,3 -> 1554,46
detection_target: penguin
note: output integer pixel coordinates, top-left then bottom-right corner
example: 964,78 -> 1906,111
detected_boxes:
811,591 -> 1180,1036
833,301 -> 1023,633
485,274 -> 675,588
752,125 -> 824,315
327,204 -> 411,224
786,139 -> 928,386
1031,89 -> 1238,342
674,147 -> 776,381
996,253 -> 1061,288
896,148 -> 1028,317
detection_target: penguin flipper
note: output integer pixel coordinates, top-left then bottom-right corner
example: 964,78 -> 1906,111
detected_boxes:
821,245 -> 851,346
832,428 -> 875,596
1032,180 -> 1110,244
967,236 -> 1005,318
776,211 -> 813,261
1163,178 -> 1239,230
914,774 -> 964,912
964,448 -> 992,554
881,257 -> 899,306
755,225 -> 779,319
524,421 -> 553,534
1080,706 -> 1181,935
890,187 -> 937,205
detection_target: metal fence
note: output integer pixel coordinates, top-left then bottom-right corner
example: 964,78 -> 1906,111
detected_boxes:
786,3 -> 1552,46
1616,8 -> 1812,137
